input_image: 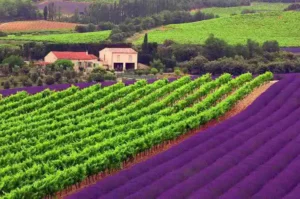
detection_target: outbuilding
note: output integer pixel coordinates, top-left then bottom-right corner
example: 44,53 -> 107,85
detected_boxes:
99,48 -> 138,71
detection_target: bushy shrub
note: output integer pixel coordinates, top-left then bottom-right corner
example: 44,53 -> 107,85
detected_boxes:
45,75 -> 55,85
150,68 -> 158,75
37,78 -> 43,86
3,81 -> 10,89
30,72 -> 39,83
0,31 -> 7,37
241,9 -> 256,14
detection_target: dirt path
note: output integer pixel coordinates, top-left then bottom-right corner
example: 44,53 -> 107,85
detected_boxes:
52,81 -> 276,199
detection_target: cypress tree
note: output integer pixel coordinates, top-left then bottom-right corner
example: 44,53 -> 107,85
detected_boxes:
43,6 -> 48,20
142,33 -> 149,53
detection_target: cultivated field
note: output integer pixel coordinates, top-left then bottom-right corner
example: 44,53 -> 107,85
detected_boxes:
0,72 -> 272,198
200,2 -> 291,17
134,11 -> 300,47
0,20 -> 78,33
70,74 -> 300,199
1,30 -> 111,44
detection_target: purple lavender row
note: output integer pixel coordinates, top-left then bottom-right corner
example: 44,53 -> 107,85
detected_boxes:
99,78 -> 300,199
66,76 -> 296,199
0,79 -> 160,97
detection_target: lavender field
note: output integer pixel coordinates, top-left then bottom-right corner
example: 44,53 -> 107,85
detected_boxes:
68,75 -> 300,199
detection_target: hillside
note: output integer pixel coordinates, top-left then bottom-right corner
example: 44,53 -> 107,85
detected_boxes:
0,20 -> 78,33
0,30 -> 111,44
134,11 -> 300,47
200,2 -> 291,17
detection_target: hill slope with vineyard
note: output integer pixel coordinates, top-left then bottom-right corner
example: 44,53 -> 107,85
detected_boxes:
0,72 -> 272,198
68,74 -> 300,199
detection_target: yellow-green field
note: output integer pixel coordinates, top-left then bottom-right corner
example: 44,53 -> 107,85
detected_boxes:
199,2 -> 291,17
134,11 -> 300,47
0,31 -> 111,44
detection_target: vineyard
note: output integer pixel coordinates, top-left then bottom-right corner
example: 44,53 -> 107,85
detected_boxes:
68,74 -> 300,199
134,11 -> 300,47
0,72 -> 272,198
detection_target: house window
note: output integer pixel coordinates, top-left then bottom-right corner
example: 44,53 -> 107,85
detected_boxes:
129,55 -> 132,62
117,55 -> 120,61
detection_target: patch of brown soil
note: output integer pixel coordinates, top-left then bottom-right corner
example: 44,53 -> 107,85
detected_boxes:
0,20 -> 78,32
51,81 -> 276,199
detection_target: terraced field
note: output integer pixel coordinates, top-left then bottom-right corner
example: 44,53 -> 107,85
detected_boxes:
0,72 -> 272,198
68,74 -> 300,199
134,11 -> 300,47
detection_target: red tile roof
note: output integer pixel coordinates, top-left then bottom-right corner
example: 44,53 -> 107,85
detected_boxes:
104,48 -> 137,54
52,51 -> 98,60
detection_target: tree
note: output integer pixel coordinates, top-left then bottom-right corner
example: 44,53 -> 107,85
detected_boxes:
45,75 -> 55,85
2,55 -> 24,72
262,41 -> 280,53
142,33 -> 149,53
37,78 -> 43,86
43,6 -> 48,20
247,39 -> 262,58
3,81 -> 10,89
54,59 -> 74,70
174,67 -> 181,76
30,72 -> 39,83
150,59 -> 165,72
204,34 -> 228,60
54,72 -> 62,82
150,67 -> 158,75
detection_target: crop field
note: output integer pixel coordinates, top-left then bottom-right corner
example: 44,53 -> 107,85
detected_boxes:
0,72 -> 272,198
67,74 -> 300,199
0,20 -> 78,33
200,2 -> 291,17
0,30 -> 111,44
134,11 -> 300,47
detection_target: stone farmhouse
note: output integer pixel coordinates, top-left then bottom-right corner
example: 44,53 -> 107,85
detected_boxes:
99,48 -> 138,71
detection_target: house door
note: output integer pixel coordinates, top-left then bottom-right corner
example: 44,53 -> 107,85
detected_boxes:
114,63 -> 124,71
125,63 -> 135,70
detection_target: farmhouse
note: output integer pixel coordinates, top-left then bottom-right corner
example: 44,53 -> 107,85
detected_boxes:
99,48 -> 138,71
44,51 -> 99,71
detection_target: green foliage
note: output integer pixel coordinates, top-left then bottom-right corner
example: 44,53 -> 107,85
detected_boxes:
45,75 -> 55,85
135,12 -> 300,47
30,72 -> 39,83
37,78 -> 43,86
2,55 -> 24,70
54,60 -> 74,70
201,2 -> 291,17
150,59 -> 165,72
150,67 -> 158,75
262,40 -> 280,53
3,80 -> 10,89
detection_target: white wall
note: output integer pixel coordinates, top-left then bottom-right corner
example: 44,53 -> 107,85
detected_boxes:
44,52 -> 58,63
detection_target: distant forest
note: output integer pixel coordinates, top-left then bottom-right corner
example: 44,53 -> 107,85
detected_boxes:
0,0 -> 298,23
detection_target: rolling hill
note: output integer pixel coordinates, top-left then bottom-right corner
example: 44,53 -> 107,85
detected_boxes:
134,11 -> 300,47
